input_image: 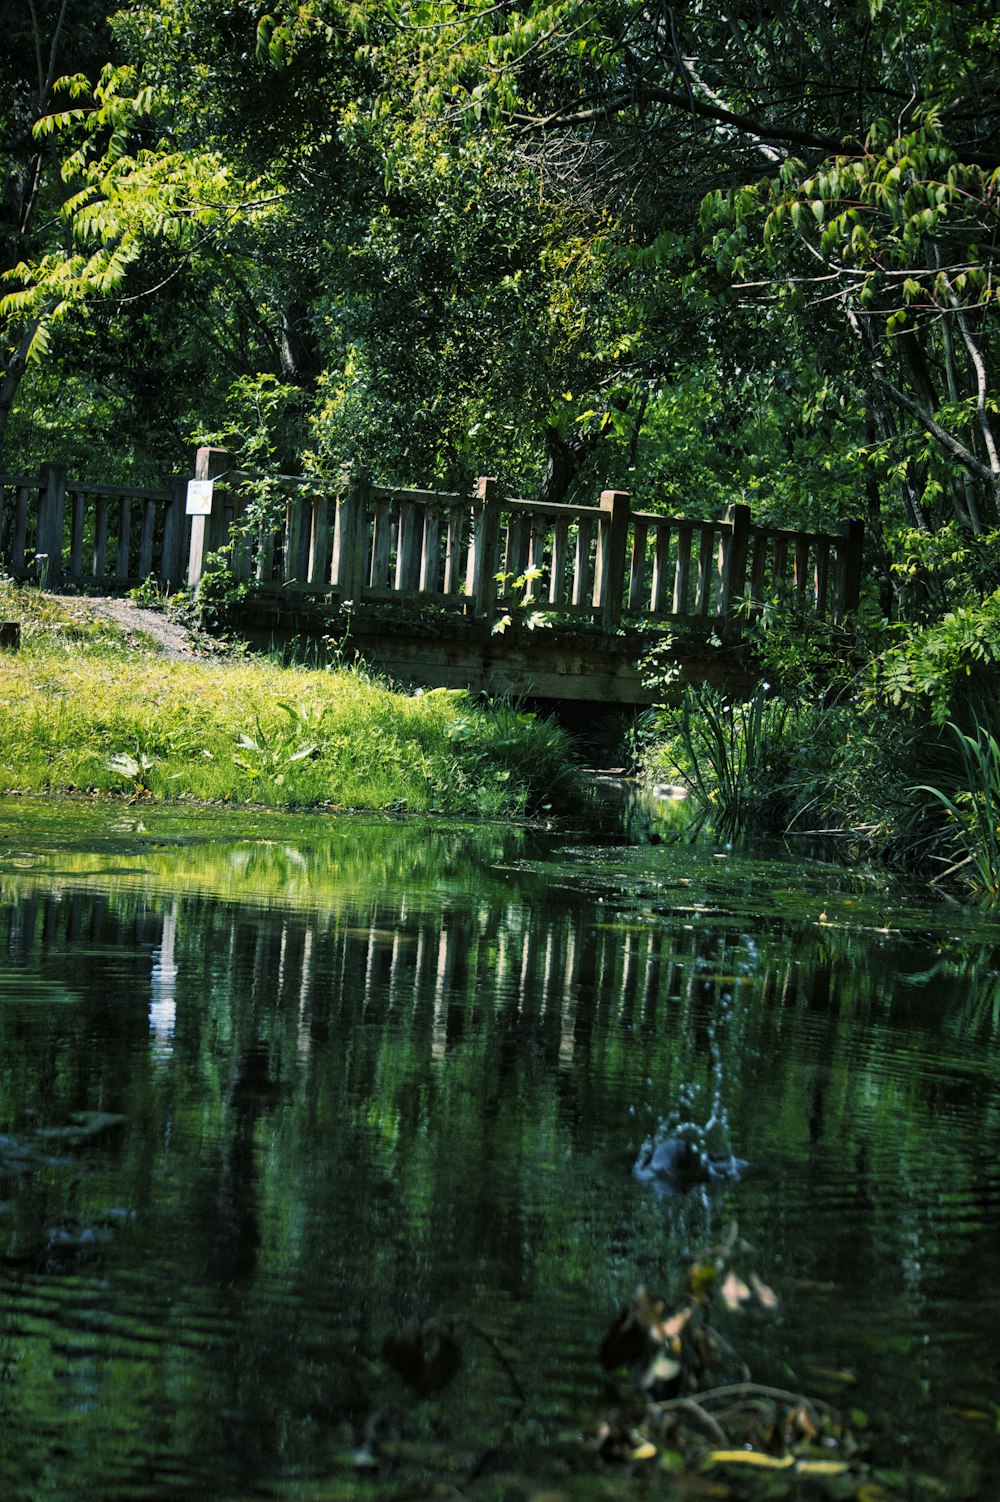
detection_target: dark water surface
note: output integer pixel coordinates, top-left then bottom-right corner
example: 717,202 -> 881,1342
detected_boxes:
1,798 -> 999,1500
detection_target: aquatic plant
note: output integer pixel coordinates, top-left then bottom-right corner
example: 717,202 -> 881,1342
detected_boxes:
917,718 -> 1000,901
669,682 -> 793,838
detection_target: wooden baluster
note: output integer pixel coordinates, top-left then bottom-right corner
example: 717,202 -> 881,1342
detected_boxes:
772,534 -> 789,596
68,491 -> 86,581
672,525 -> 691,614
396,498 -> 423,593
505,512 -> 527,582
308,493 -> 330,587
794,534 -> 809,603
12,485 -> 32,576
420,505 -> 441,593
370,492 -> 392,588
282,495 -> 306,582
256,515 -> 276,585
139,497 -> 157,580
696,525 -> 715,614
12,485 -> 30,575
550,517 -> 569,604
93,497 -> 109,579
115,497 -> 131,582
572,516 -> 594,607
748,530 -> 767,618
814,538 -> 830,613
527,513 -> 548,600
648,520 -> 667,613
442,505 -> 461,595
628,519 -> 648,612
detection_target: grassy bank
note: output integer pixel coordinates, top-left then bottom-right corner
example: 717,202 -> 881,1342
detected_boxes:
0,583 -> 586,818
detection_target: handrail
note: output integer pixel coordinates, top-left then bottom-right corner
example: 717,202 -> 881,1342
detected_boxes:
1,448 -> 864,629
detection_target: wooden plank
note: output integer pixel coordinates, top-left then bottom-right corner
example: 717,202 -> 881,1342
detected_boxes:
550,517 -> 569,604
333,476 -> 370,600
68,493 -> 86,581
672,525 -> 692,614
420,506 -> 441,593
114,497 -> 132,582
61,481 -> 170,502
596,490 -> 630,626
369,484 -> 463,507
794,534 -> 810,602
307,495 -> 330,587
748,529 -> 768,614
772,533 -> 789,591
160,476 -> 187,588
12,485 -> 31,574
396,499 -> 422,592
814,538 -> 830,613
504,513 -> 528,583
524,513 -> 546,600
441,506 -> 462,595
648,520 -> 669,613
470,477 -> 500,623
256,520 -> 277,586
628,520 -> 648,612
719,504 -> 750,626
138,497 -> 157,580
93,497 -> 110,579
502,496 -> 604,523
835,518 -> 864,617
283,495 -> 308,584
695,526 -> 715,615
229,494 -> 254,581
36,462 -> 66,585
370,495 -> 392,589
572,517 -> 594,609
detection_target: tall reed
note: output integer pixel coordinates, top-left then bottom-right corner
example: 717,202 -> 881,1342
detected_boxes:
917,719 -> 1000,901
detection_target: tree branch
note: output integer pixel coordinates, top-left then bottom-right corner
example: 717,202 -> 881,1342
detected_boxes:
874,369 -> 1000,502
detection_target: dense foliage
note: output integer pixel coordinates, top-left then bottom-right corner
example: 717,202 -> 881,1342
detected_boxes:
3,0 -> 1000,881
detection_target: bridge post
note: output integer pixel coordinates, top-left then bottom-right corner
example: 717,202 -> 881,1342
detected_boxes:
835,518 -> 864,618
161,475 -> 189,589
720,502 -> 751,641
471,476 -> 500,625
35,460 -> 67,587
187,446 -> 233,592
336,470 -> 371,602
597,489 -> 630,628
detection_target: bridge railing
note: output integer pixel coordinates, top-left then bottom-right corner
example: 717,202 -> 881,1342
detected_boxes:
2,446 -> 863,629
0,462 -> 189,589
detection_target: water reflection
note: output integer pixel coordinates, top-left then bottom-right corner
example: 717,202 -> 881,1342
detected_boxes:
0,806 -> 999,1499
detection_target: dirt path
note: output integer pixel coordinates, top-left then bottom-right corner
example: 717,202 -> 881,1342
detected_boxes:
54,595 -> 219,660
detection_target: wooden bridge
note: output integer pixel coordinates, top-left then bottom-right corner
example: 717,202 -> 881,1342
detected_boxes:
1,448 -> 864,704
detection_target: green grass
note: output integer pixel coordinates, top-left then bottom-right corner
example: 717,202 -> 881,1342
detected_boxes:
0,582 -> 587,819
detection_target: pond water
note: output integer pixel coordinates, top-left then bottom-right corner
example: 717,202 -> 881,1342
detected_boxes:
1,797 -> 999,1500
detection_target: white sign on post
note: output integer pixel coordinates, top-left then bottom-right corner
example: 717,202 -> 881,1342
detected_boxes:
185,479 -> 215,516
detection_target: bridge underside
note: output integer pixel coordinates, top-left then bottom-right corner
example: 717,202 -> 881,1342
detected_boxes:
232,601 -> 757,707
